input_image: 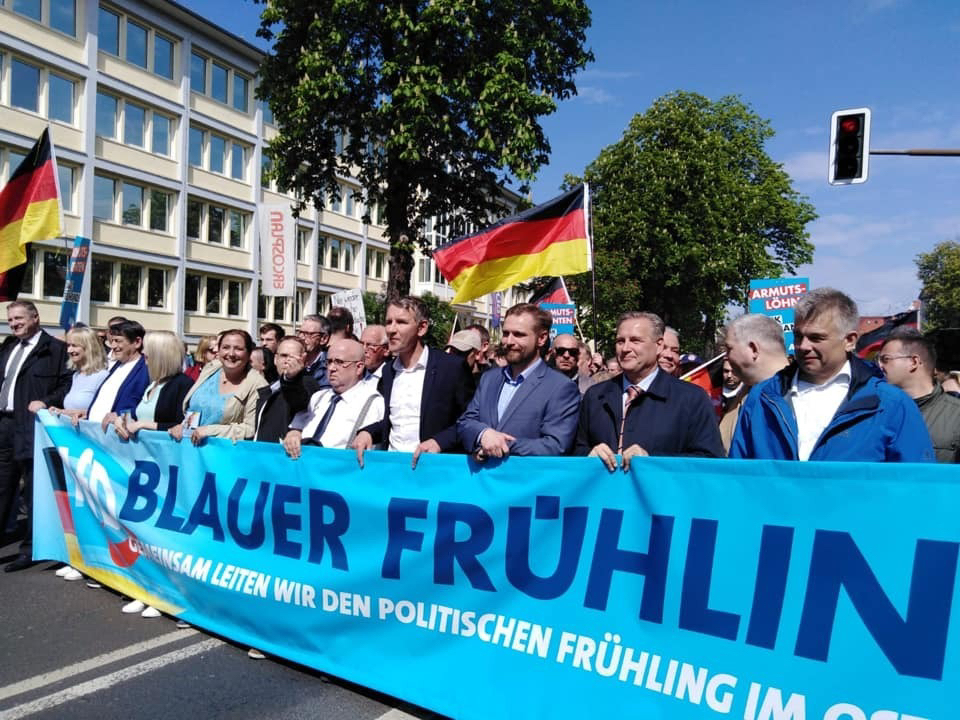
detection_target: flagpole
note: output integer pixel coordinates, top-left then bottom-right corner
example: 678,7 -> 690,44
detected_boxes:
679,352 -> 726,381
584,183 -> 598,345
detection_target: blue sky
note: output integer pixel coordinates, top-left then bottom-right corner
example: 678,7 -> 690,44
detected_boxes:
186,0 -> 960,315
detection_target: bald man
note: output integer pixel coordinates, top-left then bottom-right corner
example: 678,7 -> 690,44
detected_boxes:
284,338 -> 385,457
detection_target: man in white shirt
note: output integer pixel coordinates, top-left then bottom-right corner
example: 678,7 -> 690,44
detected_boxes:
353,296 -> 473,468
283,339 -> 384,456
730,288 -> 934,462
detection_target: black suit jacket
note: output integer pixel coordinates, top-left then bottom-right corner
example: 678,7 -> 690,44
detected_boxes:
575,370 -> 723,458
254,372 -> 321,443
0,331 -> 71,459
151,373 -> 194,430
363,346 -> 474,452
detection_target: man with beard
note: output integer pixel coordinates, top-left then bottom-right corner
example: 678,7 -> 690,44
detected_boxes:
458,304 -> 580,458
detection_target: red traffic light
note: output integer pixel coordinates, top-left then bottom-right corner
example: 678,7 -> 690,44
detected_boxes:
829,108 -> 871,185
839,116 -> 860,134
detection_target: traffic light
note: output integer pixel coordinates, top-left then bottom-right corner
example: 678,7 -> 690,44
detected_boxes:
829,108 -> 871,185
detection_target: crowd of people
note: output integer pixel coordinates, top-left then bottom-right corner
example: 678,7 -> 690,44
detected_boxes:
0,287 -> 955,640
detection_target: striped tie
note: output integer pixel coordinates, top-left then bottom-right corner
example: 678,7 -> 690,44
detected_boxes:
618,385 -> 641,454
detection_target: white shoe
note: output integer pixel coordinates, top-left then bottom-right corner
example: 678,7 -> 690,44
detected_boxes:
247,648 -> 266,660
122,599 -> 146,614
62,568 -> 82,581
85,580 -> 101,588
141,606 -> 161,618
55,565 -> 71,577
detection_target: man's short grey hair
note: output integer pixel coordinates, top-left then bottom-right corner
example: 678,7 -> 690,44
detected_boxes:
726,314 -> 786,354
664,326 -> 679,339
794,288 -> 859,335
617,311 -> 665,339
302,314 -> 331,334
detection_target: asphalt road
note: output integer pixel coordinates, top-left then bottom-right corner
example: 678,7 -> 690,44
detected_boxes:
0,537 -> 445,720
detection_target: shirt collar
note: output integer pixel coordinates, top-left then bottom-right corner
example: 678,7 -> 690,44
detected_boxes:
791,359 -> 852,395
622,366 -> 659,394
503,356 -> 541,386
392,344 -> 429,373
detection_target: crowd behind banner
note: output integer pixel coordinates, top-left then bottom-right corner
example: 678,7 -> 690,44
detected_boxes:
1,286 -> 955,613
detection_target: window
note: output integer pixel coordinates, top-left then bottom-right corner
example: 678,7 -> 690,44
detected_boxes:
329,238 -> 340,269
273,296 -> 286,322
345,190 -> 355,218
418,258 -> 431,284
257,292 -> 267,320
260,100 -> 273,126
57,164 -> 73,213
317,237 -> 326,267
227,280 -> 242,316
153,34 -> 173,80
96,92 -> 118,139
260,155 -> 272,189
47,72 -> 74,124
211,63 -> 228,103
190,53 -> 206,93
184,273 -> 201,312
125,20 -> 148,68
233,74 -> 249,112
50,0 -> 75,35
342,242 -> 354,272
43,250 -> 67,298
229,210 -> 244,248
206,277 -> 222,314
98,8 -> 120,55
187,200 -> 201,238
296,228 -> 309,262
123,102 -> 146,147
121,182 -> 142,226
11,59 -> 40,112
208,206 -> 224,244
20,248 -> 35,296
119,264 -> 140,305
93,176 -> 114,220
209,135 -> 225,174
189,127 -> 204,167
152,114 -> 170,156
231,142 -> 245,180
91,258 -> 112,302
149,190 -> 168,232
13,0 -> 41,22
331,187 -> 342,214
147,268 -> 165,308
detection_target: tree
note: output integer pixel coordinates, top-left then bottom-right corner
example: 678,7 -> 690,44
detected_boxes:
566,91 -> 816,353
917,240 -> 960,330
256,0 -> 593,299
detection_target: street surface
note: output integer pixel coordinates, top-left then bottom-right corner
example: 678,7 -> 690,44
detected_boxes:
0,536 -> 445,720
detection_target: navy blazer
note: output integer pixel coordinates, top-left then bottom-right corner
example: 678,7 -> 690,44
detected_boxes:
87,355 -> 150,419
457,361 -> 580,456
0,331 -> 71,459
362,346 -> 474,452
575,370 -> 723,457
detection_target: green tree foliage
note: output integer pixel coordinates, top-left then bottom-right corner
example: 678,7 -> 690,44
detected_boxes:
917,240 -> 960,329
256,0 -> 593,298
567,91 -> 816,352
360,290 -> 455,345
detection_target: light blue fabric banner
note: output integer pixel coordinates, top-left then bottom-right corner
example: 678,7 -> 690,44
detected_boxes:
33,412 -> 955,719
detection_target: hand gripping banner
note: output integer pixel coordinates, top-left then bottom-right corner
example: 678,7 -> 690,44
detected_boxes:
32,412 -> 957,719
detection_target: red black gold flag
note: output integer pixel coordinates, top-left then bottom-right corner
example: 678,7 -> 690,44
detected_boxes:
682,353 -> 726,418
0,128 -> 62,276
528,276 -> 573,306
432,184 -> 591,304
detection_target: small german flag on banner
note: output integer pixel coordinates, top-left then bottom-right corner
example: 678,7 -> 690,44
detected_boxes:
433,184 -> 591,304
0,128 -> 62,274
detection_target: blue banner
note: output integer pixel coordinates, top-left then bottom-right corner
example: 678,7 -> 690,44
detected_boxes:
542,302 -> 576,339
748,277 -> 809,355
59,235 -> 90,330
33,412 -> 956,719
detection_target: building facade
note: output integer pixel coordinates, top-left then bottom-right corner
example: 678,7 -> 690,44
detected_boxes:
0,0 -> 524,343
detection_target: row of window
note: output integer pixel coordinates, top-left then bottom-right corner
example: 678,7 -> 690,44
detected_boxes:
93,174 -> 171,233
186,198 -> 248,249
190,50 -> 249,113
189,125 -> 248,181
3,0 -> 75,37
0,52 -> 78,125
96,91 -> 173,157
98,5 -> 174,80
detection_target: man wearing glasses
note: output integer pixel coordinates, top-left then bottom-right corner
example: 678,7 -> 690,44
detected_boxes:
551,334 -> 580,380
360,324 -> 389,384
297,314 -> 331,388
283,338 -> 384,456
731,288 -> 933,462
878,327 -> 960,463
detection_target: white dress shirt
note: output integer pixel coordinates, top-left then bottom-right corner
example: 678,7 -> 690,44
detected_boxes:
788,360 -> 852,461
87,356 -> 139,422
2,331 -> 40,411
291,381 -> 385,449
389,345 -> 429,452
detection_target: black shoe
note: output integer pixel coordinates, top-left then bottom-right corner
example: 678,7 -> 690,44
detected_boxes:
4,554 -> 36,572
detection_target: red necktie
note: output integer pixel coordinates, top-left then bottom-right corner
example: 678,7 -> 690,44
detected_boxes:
618,385 -> 641,453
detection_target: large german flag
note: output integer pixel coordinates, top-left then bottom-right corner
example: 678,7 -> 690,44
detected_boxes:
433,184 -> 591,304
0,128 -> 62,274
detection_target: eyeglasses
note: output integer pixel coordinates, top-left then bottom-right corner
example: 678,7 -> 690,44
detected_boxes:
363,342 -> 388,350
555,347 -> 580,358
297,330 -> 323,338
328,358 -> 360,368
877,354 -> 915,364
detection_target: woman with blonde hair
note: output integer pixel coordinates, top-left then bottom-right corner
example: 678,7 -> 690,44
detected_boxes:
185,335 -> 217,382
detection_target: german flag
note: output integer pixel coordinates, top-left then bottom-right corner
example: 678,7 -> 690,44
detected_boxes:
0,128 -> 62,274
433,184 -> 591,304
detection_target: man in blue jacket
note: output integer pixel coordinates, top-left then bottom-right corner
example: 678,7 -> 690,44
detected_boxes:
730,288 -> 934,462
458,303 -> 580,458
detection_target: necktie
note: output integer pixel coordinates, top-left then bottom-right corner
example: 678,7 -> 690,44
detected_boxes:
311,394 -> 341,445
618,385 -> 642,454
0,340 -> 28,411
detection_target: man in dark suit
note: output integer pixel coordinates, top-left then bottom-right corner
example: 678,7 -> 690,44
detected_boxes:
353,296 -> 473,468
458,303 -> 579,457
0,301 -> 71,571
254,336 -> 320,443
576,311 -> 723,470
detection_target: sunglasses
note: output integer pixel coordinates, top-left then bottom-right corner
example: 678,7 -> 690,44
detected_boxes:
555,347 -> 580,358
